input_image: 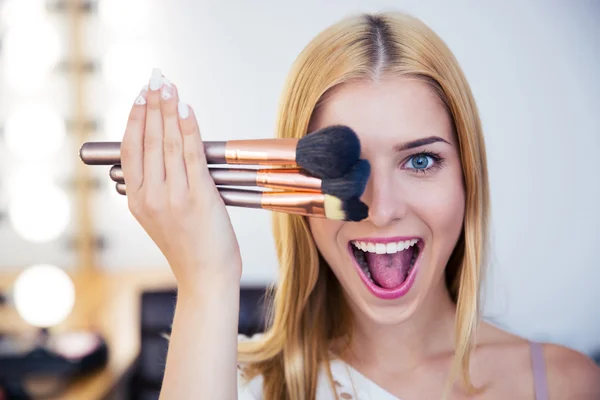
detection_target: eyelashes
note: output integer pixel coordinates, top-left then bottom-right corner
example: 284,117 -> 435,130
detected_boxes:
400,150 -> 445,174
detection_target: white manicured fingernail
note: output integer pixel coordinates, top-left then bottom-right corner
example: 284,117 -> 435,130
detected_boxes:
135,87 -> 147,104
178,102 -> 189,119
162,76 -> 172,87
149,68 -> 162,90
161,84 -> 172,100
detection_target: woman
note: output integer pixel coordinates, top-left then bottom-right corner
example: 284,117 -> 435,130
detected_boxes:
120,12 -> 600,400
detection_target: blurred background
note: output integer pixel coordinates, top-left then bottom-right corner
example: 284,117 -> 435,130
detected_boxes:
0,0 -> 598,398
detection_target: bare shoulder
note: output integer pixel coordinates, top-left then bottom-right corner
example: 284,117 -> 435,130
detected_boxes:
475,322 -> 600,398
543,343 -> 600,399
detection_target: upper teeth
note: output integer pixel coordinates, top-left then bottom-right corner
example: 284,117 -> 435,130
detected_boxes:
351,238 -> 419,254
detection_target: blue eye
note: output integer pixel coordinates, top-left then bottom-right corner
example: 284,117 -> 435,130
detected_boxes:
402,151 -> 444,174
408,154 -> 433,170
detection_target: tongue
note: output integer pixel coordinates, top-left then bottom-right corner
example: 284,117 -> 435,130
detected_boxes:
365,250 -> 412,289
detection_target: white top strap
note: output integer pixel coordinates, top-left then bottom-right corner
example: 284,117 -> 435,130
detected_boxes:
237,335 -> 401,399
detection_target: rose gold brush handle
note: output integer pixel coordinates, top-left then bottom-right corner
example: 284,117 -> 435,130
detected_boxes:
80,139 -> 298,166
114,184 -> 262,207
215,189 -> 327,218
109,165 -> 322,192
114,184 -> 327,218
80,142 -> 226,165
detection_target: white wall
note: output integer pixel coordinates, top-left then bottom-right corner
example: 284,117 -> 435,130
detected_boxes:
1,1 -> 599,356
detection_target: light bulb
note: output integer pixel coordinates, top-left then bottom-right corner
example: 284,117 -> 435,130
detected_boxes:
4,103 -> 66,160
13,264 -> 75,328
0,0 -> 46,29
9,181 -> 71,243
2,18 -> 62,93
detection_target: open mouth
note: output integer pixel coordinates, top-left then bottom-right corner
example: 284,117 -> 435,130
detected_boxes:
348,237 -> 423,299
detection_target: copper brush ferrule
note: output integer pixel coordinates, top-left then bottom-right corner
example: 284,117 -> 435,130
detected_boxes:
221,189 -> 328,218
80,140 -> 299,166
114,185 -> 344,220
109,165 -> 322,192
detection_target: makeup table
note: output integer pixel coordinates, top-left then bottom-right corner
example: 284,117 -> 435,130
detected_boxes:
0,268 -> 177,400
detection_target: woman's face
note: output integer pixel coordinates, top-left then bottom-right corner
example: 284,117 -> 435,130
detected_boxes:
308,76 -> 465,325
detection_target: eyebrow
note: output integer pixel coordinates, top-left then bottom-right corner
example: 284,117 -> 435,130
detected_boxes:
393,136 -> 451,152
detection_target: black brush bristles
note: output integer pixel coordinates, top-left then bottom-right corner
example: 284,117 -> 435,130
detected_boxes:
342,197 -> 370,222
295,125 -> 360,179
321,159 -> 370,200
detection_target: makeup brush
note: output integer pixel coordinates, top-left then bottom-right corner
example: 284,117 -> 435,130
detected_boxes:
108,159 -> 371,200
79,125 -> 360,179
113,184 -> 369,222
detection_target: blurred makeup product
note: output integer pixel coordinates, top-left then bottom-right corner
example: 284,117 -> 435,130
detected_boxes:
113,183 -> 368,222
79,125 -> 361,179
0,331 -> 107,398
108,159 -> 371,201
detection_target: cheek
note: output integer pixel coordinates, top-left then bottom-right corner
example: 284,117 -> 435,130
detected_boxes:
308,218 -> 345,268
407,171 -> 465,243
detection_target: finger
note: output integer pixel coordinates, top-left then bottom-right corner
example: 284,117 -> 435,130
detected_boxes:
143,68 -> 167,189
160,78 -> 187,192
178,102 -> 210,191
120,86 -> 147,193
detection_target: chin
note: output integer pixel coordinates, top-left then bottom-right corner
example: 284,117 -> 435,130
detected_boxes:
337,237 -> 430,326
352,294 -> 422,326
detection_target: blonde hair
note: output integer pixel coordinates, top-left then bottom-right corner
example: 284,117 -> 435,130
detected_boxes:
238,11 -> 490,399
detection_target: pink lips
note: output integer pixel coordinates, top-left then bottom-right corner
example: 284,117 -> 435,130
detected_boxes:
348,237 -> 423,300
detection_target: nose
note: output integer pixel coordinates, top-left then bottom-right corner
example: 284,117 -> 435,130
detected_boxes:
361,167 -> 406,228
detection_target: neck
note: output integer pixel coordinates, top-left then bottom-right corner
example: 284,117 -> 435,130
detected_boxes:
345,277 -> 457,373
